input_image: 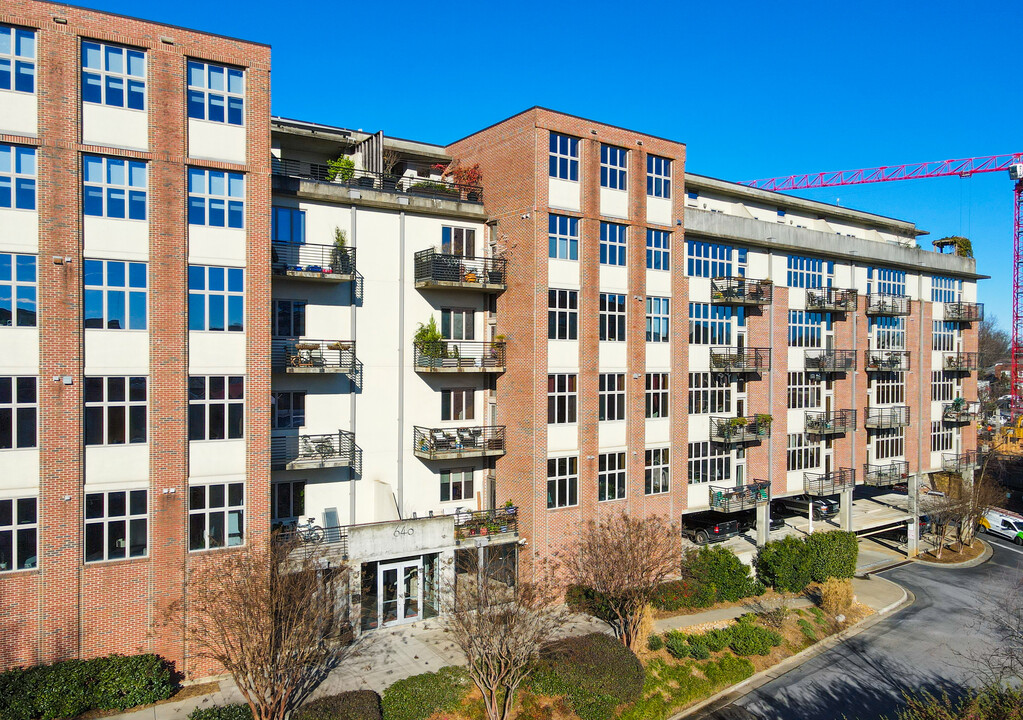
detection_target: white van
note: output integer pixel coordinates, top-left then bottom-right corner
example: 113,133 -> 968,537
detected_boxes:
980,508 -> 1023,546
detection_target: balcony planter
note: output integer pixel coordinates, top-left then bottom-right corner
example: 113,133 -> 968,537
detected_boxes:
754,414 -> 772,435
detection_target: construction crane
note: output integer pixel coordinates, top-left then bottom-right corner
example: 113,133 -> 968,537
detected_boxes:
741,154 -> 1023,417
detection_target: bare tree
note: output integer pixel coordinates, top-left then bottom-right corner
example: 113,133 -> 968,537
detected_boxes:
958,454 -> 1004,548
978,316 -> 1010,371
976,571 -> 1023,685
179,538 -> 355,720
560,514 -> 681,650
922,489 -> 964,559
445,550 -> 565,720
381,147 -> 402,177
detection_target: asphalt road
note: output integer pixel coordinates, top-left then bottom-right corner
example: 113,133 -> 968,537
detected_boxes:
704,537 -> 1023,720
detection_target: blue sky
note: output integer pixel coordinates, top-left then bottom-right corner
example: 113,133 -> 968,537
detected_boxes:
87,0 -> 1019,328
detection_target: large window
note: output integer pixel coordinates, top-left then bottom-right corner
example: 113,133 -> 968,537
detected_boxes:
647,155 -> 671,198
688,442 -> 729,484
81,41 -> 145,109
546,456 -> 578,509
786,255 -> 831,289
932,320 -> 958,351
600,222 -> 627,266
188,376 -> 244,441
873,427 -> 905,460
83,155 -> 147,220
599,373 -> 626,421
441,308 -> 474,340
600,145 -> 627,190
84,259 -> 147,330
0,25 -> 35,93
788,310 -> 826,348
646,229 -> 671,270
871,316 -> 906,350
787,372 -> 821,409
189,482 -> 244,550
272,480 -> 305,527
442,226 -> 476,256
786,434 -> 820,471
645,448 -> 670,495
872,372 -> 905,404
548,214 -> 579,260
188,265 -> 244,332
441,469 -> 474,503
931,370 -> 955,402
84,489 -> 147,562
599,293 -> 626,342
931,421 -> 953,452
870,267 -> 907,295
686,240 -> 733,278
0,144 -> 36,210
598,452 -> 627,502
1,253 -> 36,327
271,207 -> 305,243
688,372 -> 731,415
187,61 -> 244,125
646,297 -> 669,342
549,133 -> 579,181
547,374 -> 577,424
548,289 -> 578,340
689,303 -> 731,345
271,391 -> 305,430
272,299 -> 305,337
441,388 -> 474,421
84,376 -> 147,446
931,276 -> 958,303
646,373 -> 669,419
188,168 -> 244,228
0,496 -> 36,572
0,377 -> 36,449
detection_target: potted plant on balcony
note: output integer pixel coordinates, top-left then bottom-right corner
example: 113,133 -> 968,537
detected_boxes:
754,414 -> 773,435
331,227 -> 353,275
326,156 -> 355,183
414,317 -> 445,368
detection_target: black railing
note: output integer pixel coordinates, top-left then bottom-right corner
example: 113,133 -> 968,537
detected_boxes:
271,431 -> 359,472
866,293 -> 911,316
805,349 -> 857,373
944,301 -> 984,323
942,400 -> 979,424
274,524 -> 350,560
711,277 -> 773,306
413,249 -> 507,290
272,241 -> 356,279
413,425 -> 506,459
709,415 -> 773,444
272,339 -> 357,374
942,451 -> 983,474
709,480 -> 770,513
804,468 -> 856,496
413,341 -> 506,371
272,157 -> 484,203
863,461 -> 909,487
805,409 -> 857,436
806,287 -> 858,313
942,352 -> 979,372
709,346 -> 771,374
864,350 -> 910,372
864,406 -> 911,429
453,507 -> 519,541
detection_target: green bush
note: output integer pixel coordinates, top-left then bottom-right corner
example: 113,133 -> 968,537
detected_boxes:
650,578 -> 714,611
663,631 -> 689,660
296,690 -> 382,720
701,628 -> 733,653
189,705 -> 253,720
381,667 -> 470,720
647,634 -> 664,651
688,642 -> 711,660
727,623 -> 782,656
326,156 -> 356,183
754,535 -> 813,592
804,531 -> 858,582
688,546 -> 765,603
564,585 -> 615,624
797,618 -> 818,642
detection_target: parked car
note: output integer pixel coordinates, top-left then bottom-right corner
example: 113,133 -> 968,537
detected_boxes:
772,494 -> 839,521
874,514 -> 931,544
734,509 -> 785,533
980,508 -> 1023,545
681,514 -> 741,545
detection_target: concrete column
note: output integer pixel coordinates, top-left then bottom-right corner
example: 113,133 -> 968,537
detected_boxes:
756,502 -> 770,547
907,471 -> 921,557
840,487 -> 854,531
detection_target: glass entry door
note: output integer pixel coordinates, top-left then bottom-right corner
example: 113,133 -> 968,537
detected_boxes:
378,558 -> 423,627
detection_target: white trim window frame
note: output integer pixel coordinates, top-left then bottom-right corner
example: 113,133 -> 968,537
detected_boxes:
598,452 -> 627,502
83,259 -> 147,330
441,468 -> 474,503
188,265 -> 244,332
600,221 -> 627,266
645,448 -> 670,495
188,482 -> 245,551
599,293 -> 626,342
84,488 -> 147,563
187,60 -> 245,125
188,375 -> 244,441
0,376 -> 36,450
0,25 -> 36,93
600,144 -> 627,190
82,155 -> 147,220
81,40 -> 146,110
549,133 -> 579,181
599,373 -> 626,421
546,456 -> 578,509
547,373 -> 577,424
187,168 -> 245,228
83,376 -> 147,446
647,155 -> 671,198
0,496 -> 37,572
0,144 -> 37,210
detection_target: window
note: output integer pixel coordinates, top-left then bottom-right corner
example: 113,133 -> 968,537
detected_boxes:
871,267 -> 907,295
600,145 -> 627,190
931,371 -> 955,402
272,299 -> 306,337
187,61 -> 244,125
548,289 -> 578,340
271,391 -> 305,430
84,489 -> 147,562
0,377 -> 36,449
547,374 -> 577,424
0,25 -> 35,93
549,133 -> 579,181
688,373 -> 731,414
189,482 -> 244,550
84,376 -> 147,446
188,168 -> 244,228
786,255 -> 830,289
271,207 -> 305,243
272,480 -> 305,527
84,259 -> 147,330
646,297 -> 670,342
0,253 -> 36,327
442,226 -> 476,256
686,240 -> 733,278
188,265 -> 244,332
646,229 -> 671,270
871,316 -> 906,350
0,497 -> 36,572
647,155 -> 671,198
188,376 -> 244,441
548,214 -> 579,260
82,156 -> 147,220
599,293 -> 626,341
788,310 -> 826,348
786,434 -> 820,471
441,308 -> 474,340
932,320 -> 958,351
441,468 -> 474,503
546,456 -> 578,509
873,427 -> 905,460
441,388 -> 474,421
598,452 -> 626,502
787,372 -> 822,409
81,41 -> 145,109
931,276 -> 958,303
872,372 -> 905,404
688,442 -> 730,484
599,373 -> 626,421
931,421 -> 953,452
689,303 -> 732,345
600,222 -> 627,266
645,448 -> 670,494
646,373 -> 669,419
0,144 -> 36,209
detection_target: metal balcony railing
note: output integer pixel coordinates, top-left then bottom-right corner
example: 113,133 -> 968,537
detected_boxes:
864,350 -> 910,372
709,480 -> 770,513
864,406 -> 911,429
709,346 -> 771,374
271,431 -> 359,472
866,293 -> 911,316
942,400 -> 980,424
272,241 -> 356,280
942,451 -> 986,474
804,467 -> 856,496
806,286 -> 858,313
805,409 -> 857,436
453,507 -> 519,542
863,460 -> 909,487
711,277 -> 773,306
413,341 -> 506,372
274,524 -> 350,560
413,425 -> 506,459
942,352 -> 979,373
805,349 -> 857,373
413,250 -> 507,291
272,339 -> 357,375
709,415 -> 773,444
944,301 -> 984,323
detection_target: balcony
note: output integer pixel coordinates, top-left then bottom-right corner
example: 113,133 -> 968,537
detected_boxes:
863,460 -> 909,487
942,400 -> 980,424
805,349 -> 857,374
864,406 -> 911,429
709,480 -> 770,513
709,346 -> 771,374
942,451 -> 983,474
864,350 -> 910,372
414,250 -> 506,292
272,241 -> 355,282
806,287 -> 858,313
942,352 -> 979,373
866,293 -> 911,316
271,431 -> 359,472
711,277 -> 773,307
454,507 -> 519,543
709,415 -> 772,445
272,339 -> 357,375
804,468 -> 856,495
414,425 -> 506,460
414,341 -> 506,373
944,301 -> 984,324
805,409 -> 857,436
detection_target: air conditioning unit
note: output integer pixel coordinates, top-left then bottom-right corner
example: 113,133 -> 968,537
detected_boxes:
1009,164 -> 1023,181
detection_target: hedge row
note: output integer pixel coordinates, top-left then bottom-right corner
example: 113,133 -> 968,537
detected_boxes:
651,546 -> 765,611
754,531 -> 858,592
380,666 -> 471,720
660,615 -> 782,660
189,692 -> 382,720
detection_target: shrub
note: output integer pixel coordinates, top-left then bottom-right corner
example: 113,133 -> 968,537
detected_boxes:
804,531 -> 858,582
688,642 -> 711,660
754,535 -> 813,593
758,606 -> 790,629
565,585 -> 615,624
647,634 -> 664,651
663,631 -> 689,659
326,156 -> 356,182
688,546 -> 764,603
381,667 -> 471,720
701,627 -> 734,653
817,577 -> 854,615
797,618 -> 818,642
296,690 -> 382,720
189,705 -> 253,720
650,578 -> 714,611
700,653 -> 756,686
727,623 -> 782,656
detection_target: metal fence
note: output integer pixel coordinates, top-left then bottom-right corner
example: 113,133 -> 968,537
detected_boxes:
804,467 -> 856,495
805,349 -> 857,373
864,350 -> 910,372
863,460 -> 909,487
271,430 -> 359,472
864,406 -> 911,429
709,346 -> 771,373
272,339 -> 357,373
413,249 -> 507,287
944,301 -> 984,323
272,241 -> 356,277
413,425 -> 506,458
709,415 -> 772,444
413,341 -> 506,371
805,409 -> 857,435
866,293 -> 911,316
709,480 -> 770,512
711,276 -> 773,306
941,352 -> 979,372
453,507 -> 519,540
806,286 -> 858,312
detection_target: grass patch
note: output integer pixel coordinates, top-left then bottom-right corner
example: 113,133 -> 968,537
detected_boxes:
618,654 -> 754,720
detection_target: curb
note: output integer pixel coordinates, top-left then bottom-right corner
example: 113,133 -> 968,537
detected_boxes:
910,538 -> 992,569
